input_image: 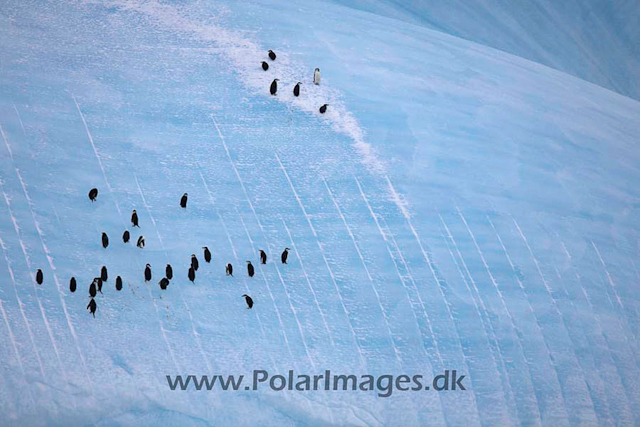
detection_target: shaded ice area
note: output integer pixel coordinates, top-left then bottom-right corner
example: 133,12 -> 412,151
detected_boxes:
0,0 -> 639,425
322,0 -> 640,101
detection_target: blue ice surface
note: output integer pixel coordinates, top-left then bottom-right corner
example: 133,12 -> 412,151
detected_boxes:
322,0 -> 640,102
0,0 -> 638,425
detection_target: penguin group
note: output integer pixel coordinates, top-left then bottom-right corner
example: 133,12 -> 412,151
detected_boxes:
44,139 -> 302,318
262,50 -> 328,114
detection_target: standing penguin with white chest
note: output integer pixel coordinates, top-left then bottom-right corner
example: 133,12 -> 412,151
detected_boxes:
313,68 -> 321,85
293,82 -> 302,97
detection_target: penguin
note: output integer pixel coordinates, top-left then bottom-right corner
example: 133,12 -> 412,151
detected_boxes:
91,277 -> 102,294
261,61 -> 269,71
159,277 -> 169,290
191,254 -> 199,271
122,230 -> 130,243
115,276 -> 122,291
69,277 -> 77,293
89,281 -> 97,298
319,104 -> 328,114
293,82 -> 302,97
100,265 -> 108,282
242,294 -> 254,309
88,188 -> 98,202
180,193 -> 188,208
203,247 -> 211,263
137,236 -> 145,248
270,79 -> 279,95
313,68 -> 321,85
226,263 -> 233,276
131,209 -> 139,227
259,249 -> 267,264
281,248 -> 290,264
166,264 -> 173,280
36,269 -> 43,285
268,49 -> 276,61
144,264 -> 152,282
87,298 -> 97,318
247,261 -> 255,277
188,266 -> 195,283
101,232 -> 109,248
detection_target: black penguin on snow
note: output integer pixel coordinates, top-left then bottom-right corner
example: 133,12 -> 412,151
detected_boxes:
101,232 -> 109,248
268,50 -> 276,60
226,263 -> 233,276
137,236 -> 145,248
319,104 -> 328,114
159,277 -> 169,290
203,247 -> 211,263
180,193 -> 188,208
131,209 -> 139,227
122,230 -> 130,243
242,294 -> 254,309
92,277 -> 102,295
115,276 -> 123,291
166,264 -> 173,280
261,61 -> 269,71
144,264 -> 152,282
259,250 -> 267,264
100,266 -> 108,283
69,277 -> 77,293
270,79 -> 279,95
36,269 -> 43,285
293,82 -> 302,97
188,266 -> 195,283
191,254 -> 199,271
247,261 -> 255,277
281,248 -> 290,264
88,188 -> 98,202
87,298 -> 97,318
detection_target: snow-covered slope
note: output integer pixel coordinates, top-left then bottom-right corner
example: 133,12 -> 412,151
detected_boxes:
323,0 -> 640,101
0,0 -> 638,425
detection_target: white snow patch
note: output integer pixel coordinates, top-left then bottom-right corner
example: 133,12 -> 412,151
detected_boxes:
87,0 -> 386,174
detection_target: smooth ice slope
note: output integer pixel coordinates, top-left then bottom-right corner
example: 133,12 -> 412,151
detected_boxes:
0,0 -> 638,426
324,0 -> 640,101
